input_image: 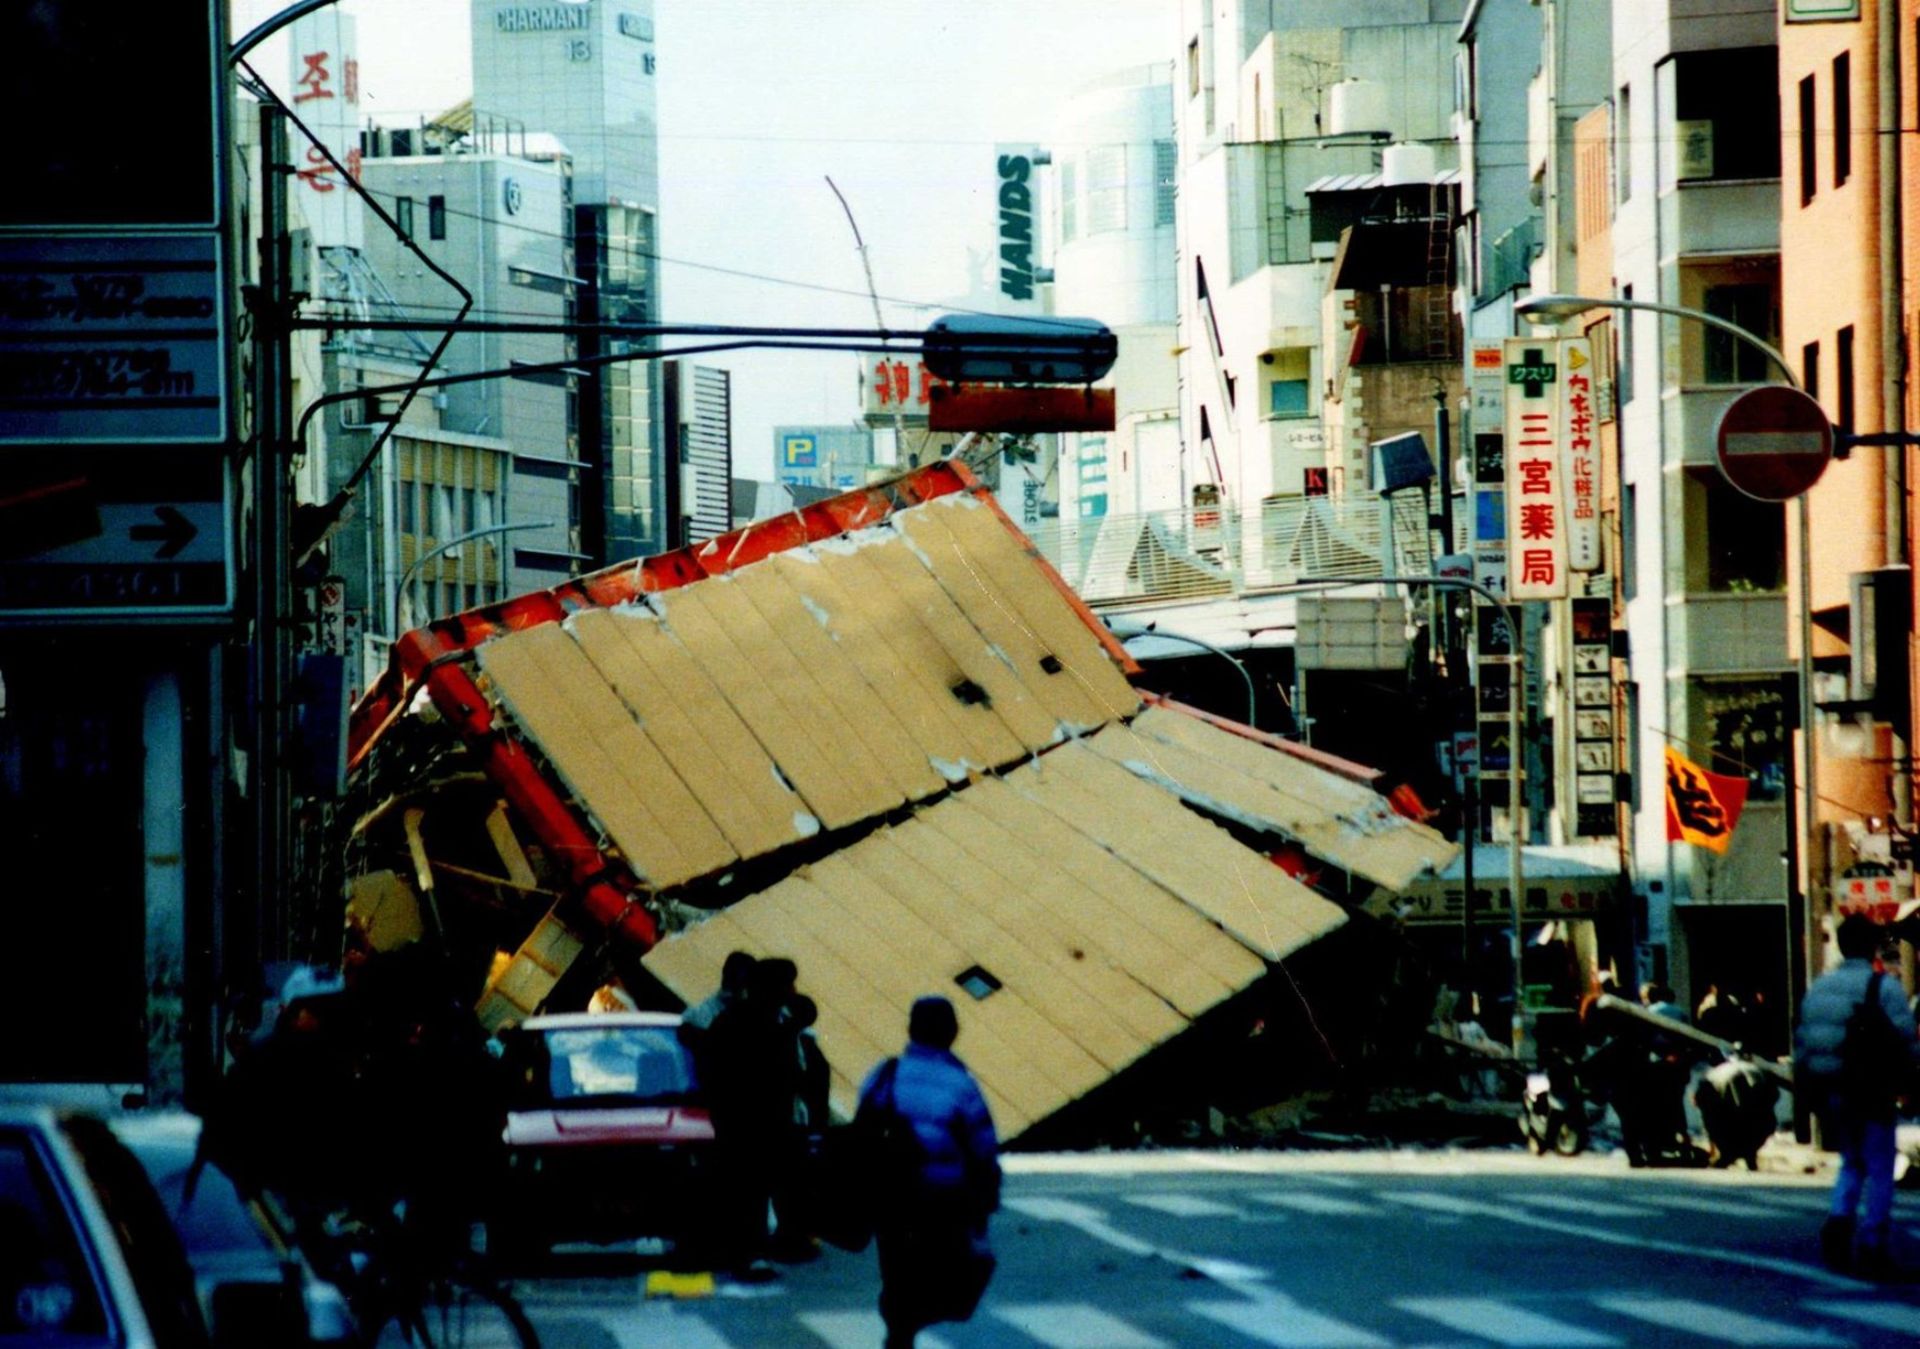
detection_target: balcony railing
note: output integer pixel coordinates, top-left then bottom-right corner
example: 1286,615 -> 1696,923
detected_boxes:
1032,494 -> 1434,607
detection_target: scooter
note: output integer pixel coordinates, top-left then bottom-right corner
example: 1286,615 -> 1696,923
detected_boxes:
1520,1053 -> 1592,1156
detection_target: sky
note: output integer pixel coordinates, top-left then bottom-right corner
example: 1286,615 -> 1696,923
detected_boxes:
235,0 -> 1174,476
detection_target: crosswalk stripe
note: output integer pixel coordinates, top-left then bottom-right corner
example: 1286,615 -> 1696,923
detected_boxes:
1802,1299 -> 1920,1335
1637,1192 -> 1792,1219
1252,1191 -> 1381,1217
1591,1296 -> 1846,1345
799,1311 -> 953,1349
1512,1194 -> 1657,1219
1397,1296 -> 1621,1346
991,1302 -> 1169,1348
1190,1296 -> 1391,1347
1124,1192 -> 1244,1218
603,1302 -> 739,1349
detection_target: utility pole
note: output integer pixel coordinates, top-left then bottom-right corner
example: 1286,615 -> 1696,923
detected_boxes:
248,104 -> 295,966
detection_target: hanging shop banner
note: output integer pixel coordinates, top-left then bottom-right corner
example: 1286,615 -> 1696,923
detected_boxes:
288,10 -> 364,251
1559,337 -> 1601,572
1503,337 -> 1569,600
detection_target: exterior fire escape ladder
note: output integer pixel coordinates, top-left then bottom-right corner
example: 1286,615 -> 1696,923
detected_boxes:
1423,182 -> 1454,360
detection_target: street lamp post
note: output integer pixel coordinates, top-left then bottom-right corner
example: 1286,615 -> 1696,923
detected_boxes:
393,520 -> 554,633
1514,292 -> 1820,1020
1287,574 -> 1528,1054
1104,618 -> 1260,729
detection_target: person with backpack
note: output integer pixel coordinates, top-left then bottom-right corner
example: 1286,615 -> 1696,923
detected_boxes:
856,996 -> 1000,1349
1793,913 -> 1920,1278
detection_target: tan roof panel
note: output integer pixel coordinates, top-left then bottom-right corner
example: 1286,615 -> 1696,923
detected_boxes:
477,624 -> 735,886
641,748 -> 1347,1140
1108,706 -> 1458,891
1001,745 -> 1348,961
894,496 -> 1141,733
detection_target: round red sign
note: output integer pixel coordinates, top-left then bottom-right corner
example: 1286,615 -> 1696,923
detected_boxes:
1714,386 -> 1834,502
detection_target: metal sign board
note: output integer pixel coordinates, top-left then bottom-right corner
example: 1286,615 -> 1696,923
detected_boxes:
1785,0 -> 1860,20
1715,385 -> 1833,502
1503,337 -> 1569,599
0,234 -> 228,444
0,449 -> 232,619
1559,337 -> 1601,571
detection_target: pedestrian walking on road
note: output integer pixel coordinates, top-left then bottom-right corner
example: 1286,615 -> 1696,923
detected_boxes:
859,996 -> 1000,1349
1793,914 -> 1920,1279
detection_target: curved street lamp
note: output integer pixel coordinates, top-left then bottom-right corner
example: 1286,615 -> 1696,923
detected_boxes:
394,519 -> 554,633
1104,617 -> 1259,730
1515,291 -> 1821,1023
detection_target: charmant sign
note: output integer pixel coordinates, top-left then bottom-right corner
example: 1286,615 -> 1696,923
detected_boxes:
496,5 -> 591,32
996,151 -> 1037,303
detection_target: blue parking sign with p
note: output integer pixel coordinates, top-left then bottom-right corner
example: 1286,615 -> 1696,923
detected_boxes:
783,435 -> 818,468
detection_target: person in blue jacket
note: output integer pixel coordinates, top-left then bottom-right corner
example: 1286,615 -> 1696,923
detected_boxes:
858,996 -> 1000,1349
1795,913 -> 1920,1278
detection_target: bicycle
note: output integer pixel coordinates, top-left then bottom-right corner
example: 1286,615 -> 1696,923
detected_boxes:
312,1204 -> 540,1349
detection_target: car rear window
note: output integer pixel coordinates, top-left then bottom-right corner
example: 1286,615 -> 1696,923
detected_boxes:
0,1127 -> 111,1342
539,1026 -> 698,1103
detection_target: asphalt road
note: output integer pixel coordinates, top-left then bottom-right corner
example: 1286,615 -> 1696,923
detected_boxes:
511,1151 -> 1920,1348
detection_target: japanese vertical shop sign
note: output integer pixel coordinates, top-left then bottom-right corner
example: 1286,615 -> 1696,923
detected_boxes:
1468,341 -> 1509,599
1567,596 -> 1617,837
1560,337 -> 1601,572
1503,337 -> 1569,600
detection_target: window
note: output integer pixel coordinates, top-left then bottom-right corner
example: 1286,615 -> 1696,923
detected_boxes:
1187,38 -> 1200,97
0,1131 -> 110,1337
1837,324 -> 1855,431
1697,679 -> 1789,802
394,194 -> 414,238
1671,47 -> 1780,182
1619,285 -> 1635,405
1803,341 -> 1820,401
1154,140 -> 1177,227
1704,477 -> 1784,592
1621,483 -> 1638,602
1833,52 -> 1852,187
1703,285 -> 1772,384
1616,85 -> 1632,204
1270,379 -> 1309,417
1799,75 -> 1817,205
1059,160 -> 1077,241
428,194 -> 446,240
1087,144 -> 1127,234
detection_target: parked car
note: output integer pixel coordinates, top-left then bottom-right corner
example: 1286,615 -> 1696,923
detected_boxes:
0,1103 -> 218,1345
496,1012 -> 717,1259
108,1113 -> 355,1344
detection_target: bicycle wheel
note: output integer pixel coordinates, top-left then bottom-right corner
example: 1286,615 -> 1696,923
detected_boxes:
374,1278 -> 539,1349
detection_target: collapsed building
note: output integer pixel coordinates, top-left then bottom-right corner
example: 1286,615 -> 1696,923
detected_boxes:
343,463 -> 1458,1142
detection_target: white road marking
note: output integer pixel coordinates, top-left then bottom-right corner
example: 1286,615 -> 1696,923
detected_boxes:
1380,1191 -> 1866,1291
1189,1295 -> 1391,1347
1803,1299 -> 1920,1335
1123,1192 -> 1243,1218
1636,1192 -> 1794,1219
799,1311 -> 953,1349
991,1302 -> 1170,1348
1591,1296 -> 1846,1345
1397,1296 -> 1621,1346
1252,1191 -> 1382,1217
1512,1194 -> 1658,1219
605,1303 -> 739,1349
1002,1196 -> 1268,1283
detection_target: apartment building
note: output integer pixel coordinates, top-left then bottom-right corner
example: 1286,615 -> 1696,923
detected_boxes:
1778,0 -> 1914,978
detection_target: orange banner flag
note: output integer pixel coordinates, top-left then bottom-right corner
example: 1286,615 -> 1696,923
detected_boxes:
1663,746 -> 1749,854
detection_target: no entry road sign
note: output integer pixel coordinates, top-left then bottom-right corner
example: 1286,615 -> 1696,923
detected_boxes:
1715,385 -> 1833,502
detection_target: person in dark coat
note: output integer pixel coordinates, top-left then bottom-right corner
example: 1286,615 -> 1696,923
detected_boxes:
1794,914 -> 1920,1277
859,996 -> 1000,1349
704,957 -> 800,1278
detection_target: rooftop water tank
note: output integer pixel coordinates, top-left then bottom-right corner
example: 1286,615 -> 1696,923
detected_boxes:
1328,79 -> 1388,138
1381,141 -> 1438,187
